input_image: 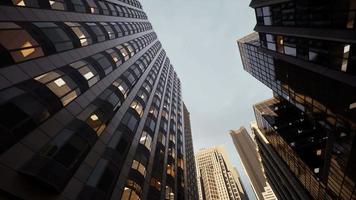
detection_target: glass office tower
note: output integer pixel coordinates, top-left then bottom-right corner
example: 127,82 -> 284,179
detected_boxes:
238,0 -> 356,199
0,1 -> 197,200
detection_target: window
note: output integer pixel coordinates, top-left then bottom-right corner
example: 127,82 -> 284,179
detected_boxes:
117,45 -> 130,60
100,22 -> 115,39
110,22 -> 123,37
113,79 -> 129,98
92,53 -> 113,75
70,60 -> 100,87
86,0 -> 99,14
35,71 -> 80,106
106,49 -> 123,67
34,22 -> 73,52
165,186 -> 174,200
121,180 -> 142,200
139,131 -> 152,151
87,159 -> 118,194
130,100 -> 143,117
86,112 -> 106,135
150,178 -> 161,191
65,22 -> 92,46
0,22 -> 44,65
131,160 -> 146,177
69,0 -> 86,13
121,112 -> 139,133
86,23 -> 105,42
124,43 -> 135,56
97,1 -> 110,15
40,128 -> 89,168
49,0 -> 66,10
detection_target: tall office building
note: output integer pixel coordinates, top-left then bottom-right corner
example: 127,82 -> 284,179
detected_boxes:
0,1 -> 197,200
183,103 -> 199,200
195,146 -> 247,200
238,0 -> 356,199
230,127 -> 276,200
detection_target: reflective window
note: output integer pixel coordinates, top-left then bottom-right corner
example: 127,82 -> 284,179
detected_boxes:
130,100 -> 144,117
35,71 -> 80,106
121,180 -> 142,200
131,160 -> 146,177
113,79 -> 129,98
87,159 -> 118,194
86,112 -> 106,135
117,44 -> 130,61
34,22 -> 73,52
86,23 -> 105,42
70,60 -> 100,87
65,22 -> 92,46
121,112 -> 139,133
139,131 -> 152,151
97,1 -> 110,15
40,128 -> 89,168
49,0 -> 66,10
165,186 -> 174,200
86,0 -> 99,14
69,0 -> 86,13
0,22 -> 44,65
100,22 -> 115,39
92,53 -> 113,75
106,49 -> 123,67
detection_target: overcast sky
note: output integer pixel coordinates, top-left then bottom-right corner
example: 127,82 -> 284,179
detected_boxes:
140,0 -> 271,199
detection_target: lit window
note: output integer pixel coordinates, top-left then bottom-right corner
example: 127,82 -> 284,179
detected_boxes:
131,160 -> 146,177
0,22 -> 44,65
113,79 -> 129,98
65,22 -> 92,46
70,60 -> 99,87
35,71 -> 80,106
130,100 -> 143,116
150,178 -> 161,191
121,180 -> 142,200
139,131 -> 152,151
86,113 -> 106,135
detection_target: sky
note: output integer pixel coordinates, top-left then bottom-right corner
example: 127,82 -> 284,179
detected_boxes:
140,0 -> 271,199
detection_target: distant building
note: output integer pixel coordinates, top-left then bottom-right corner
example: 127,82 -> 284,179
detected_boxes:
230,127 -> 277,200
196,146 -> 248,200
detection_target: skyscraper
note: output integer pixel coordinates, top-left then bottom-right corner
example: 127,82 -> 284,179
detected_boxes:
0,1 -> 197,199
183,103 -> 199,200
230,127 -> 276,200
238,0 -> 356,199
195,146 -> 248,200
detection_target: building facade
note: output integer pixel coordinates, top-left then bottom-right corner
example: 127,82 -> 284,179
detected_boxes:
195,146 -> 247,200
230,127 -> 276,200
0,1 -> 197,200
183,103 -> 199,200
238,0 -> 356,199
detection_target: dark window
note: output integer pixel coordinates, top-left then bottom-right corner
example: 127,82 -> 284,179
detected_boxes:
86,23 -> 105,42
92,53 -> 113,75
33,22 -> 73,52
